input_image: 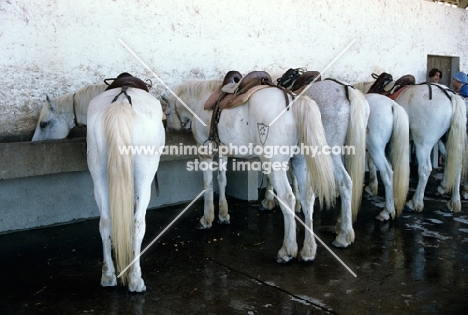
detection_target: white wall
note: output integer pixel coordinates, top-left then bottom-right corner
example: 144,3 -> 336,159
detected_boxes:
1,0 -> 467,138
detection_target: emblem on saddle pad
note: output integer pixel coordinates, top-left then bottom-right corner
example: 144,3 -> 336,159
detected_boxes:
257,123 -> 269,145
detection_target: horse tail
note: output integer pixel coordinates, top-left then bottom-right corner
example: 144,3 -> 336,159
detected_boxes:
345,87 -> 368,221
103,98 -> 135,285
292,95 -> 336,209
389,102 -> 410,216
444,94 -> 467,195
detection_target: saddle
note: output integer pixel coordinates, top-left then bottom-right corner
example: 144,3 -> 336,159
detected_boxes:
386,74 -> 415,95
205,70 -> 291,146
204,71 -> 275,111
291,71 -> 321,91
276,67 -> 306,89
104,72 -> 149,92
367,72 -> 394,94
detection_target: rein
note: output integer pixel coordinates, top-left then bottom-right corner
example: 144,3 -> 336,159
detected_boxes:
71,93 -> 86,129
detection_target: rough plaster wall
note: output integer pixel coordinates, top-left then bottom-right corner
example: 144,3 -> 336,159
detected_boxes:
1,0 -> 467,139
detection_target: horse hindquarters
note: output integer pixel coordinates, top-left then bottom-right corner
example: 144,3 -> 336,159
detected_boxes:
103,100 -> 136,288
291,96 -> 335,260
390,103 -> 410,216
442,95 -> 467,212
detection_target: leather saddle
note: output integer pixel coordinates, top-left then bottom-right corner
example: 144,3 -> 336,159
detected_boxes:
291,71 -> 322,92
104,72 -> 149,92
204,70 -> 275,110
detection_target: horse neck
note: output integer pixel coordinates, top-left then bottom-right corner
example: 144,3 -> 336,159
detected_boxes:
176,79 -> 221,114
74,84 -> 108,125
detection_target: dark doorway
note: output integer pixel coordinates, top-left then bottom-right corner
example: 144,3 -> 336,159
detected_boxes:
427,55 -> 460,89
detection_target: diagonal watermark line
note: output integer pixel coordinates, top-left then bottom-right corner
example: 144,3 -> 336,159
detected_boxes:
269,39 -> 356,126
269,190 -> 357,278
118,38 -> 207,127
117,189 -> 206,279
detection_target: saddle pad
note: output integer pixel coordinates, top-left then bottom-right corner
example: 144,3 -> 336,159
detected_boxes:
386,85 -> 410,101
204,85 -> 270,110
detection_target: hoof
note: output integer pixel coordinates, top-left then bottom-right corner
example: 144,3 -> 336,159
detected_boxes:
276,255 -> 293,264
375,214 -> 388,222
195,222 -> 211,230
217,218 -> 230,225
332,239 -> 349,248
403,205 -> 415,213
128,278 -> 146,293
364,186 -> 374,196
101,273 -> 117,287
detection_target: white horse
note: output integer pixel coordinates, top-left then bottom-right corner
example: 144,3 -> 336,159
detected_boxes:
87,87 -> 165,292
263,78 -> 369,248
165,79 -> 336,263
31,84 -> 107,141
362,93 -> 410,221
359,75 -> 467,213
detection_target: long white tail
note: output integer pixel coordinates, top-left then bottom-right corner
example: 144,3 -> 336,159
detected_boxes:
292,95 -> 335,208
103,99 -> 135,285
389,102 -> 410,216
444,94 -> 467,194
345,87 -> 368,221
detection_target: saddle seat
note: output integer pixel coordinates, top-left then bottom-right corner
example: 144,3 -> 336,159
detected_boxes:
105,72 -> 149,92
291,71 -> 322,92
204,71 -> 273,110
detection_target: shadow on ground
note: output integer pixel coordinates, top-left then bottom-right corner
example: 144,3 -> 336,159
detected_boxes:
1,171 -> 468,314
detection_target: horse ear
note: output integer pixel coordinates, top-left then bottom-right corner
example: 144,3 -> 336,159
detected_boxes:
372,73 -> 379,79
45,95 -> 55,111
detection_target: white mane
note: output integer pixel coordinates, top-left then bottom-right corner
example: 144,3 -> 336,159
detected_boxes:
175,79 -> 222,100
50,84 -> 107,114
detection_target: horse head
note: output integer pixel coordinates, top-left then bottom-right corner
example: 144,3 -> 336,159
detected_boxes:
161,93 -> 187,131
368,72 -> 393,94
31,95 -> 74,141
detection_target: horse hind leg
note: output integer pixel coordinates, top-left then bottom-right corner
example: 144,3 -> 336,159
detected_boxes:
368,149 -> 395,221
333,162 -> 355,248
267,170 -> 298,263
405,144 -> 432,212
217,156 -> 230,224
446,172 -> 462,213
127,174 -> 155,292
93,176 -> 117,287
291,156 -> 317,262
365,153 -> 379,196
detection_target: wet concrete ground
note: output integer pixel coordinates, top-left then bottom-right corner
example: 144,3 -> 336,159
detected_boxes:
1,171 -> 468,315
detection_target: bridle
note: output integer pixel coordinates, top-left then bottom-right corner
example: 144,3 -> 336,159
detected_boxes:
71,92 -> 83,128
160,94 -> 188,129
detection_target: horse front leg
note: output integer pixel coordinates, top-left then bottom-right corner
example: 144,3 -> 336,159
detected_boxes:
197,156 -> 215,229
217,156 -> 230,224
259,176 -> 276,211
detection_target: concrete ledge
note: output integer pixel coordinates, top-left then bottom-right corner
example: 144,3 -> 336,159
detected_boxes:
0,130 -> 261,233
0,130 -> 198,180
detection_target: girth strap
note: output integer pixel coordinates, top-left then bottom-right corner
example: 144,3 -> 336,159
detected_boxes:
417,82 -> 454,101
325,78 -> 356,102
111,85 -> 132,106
